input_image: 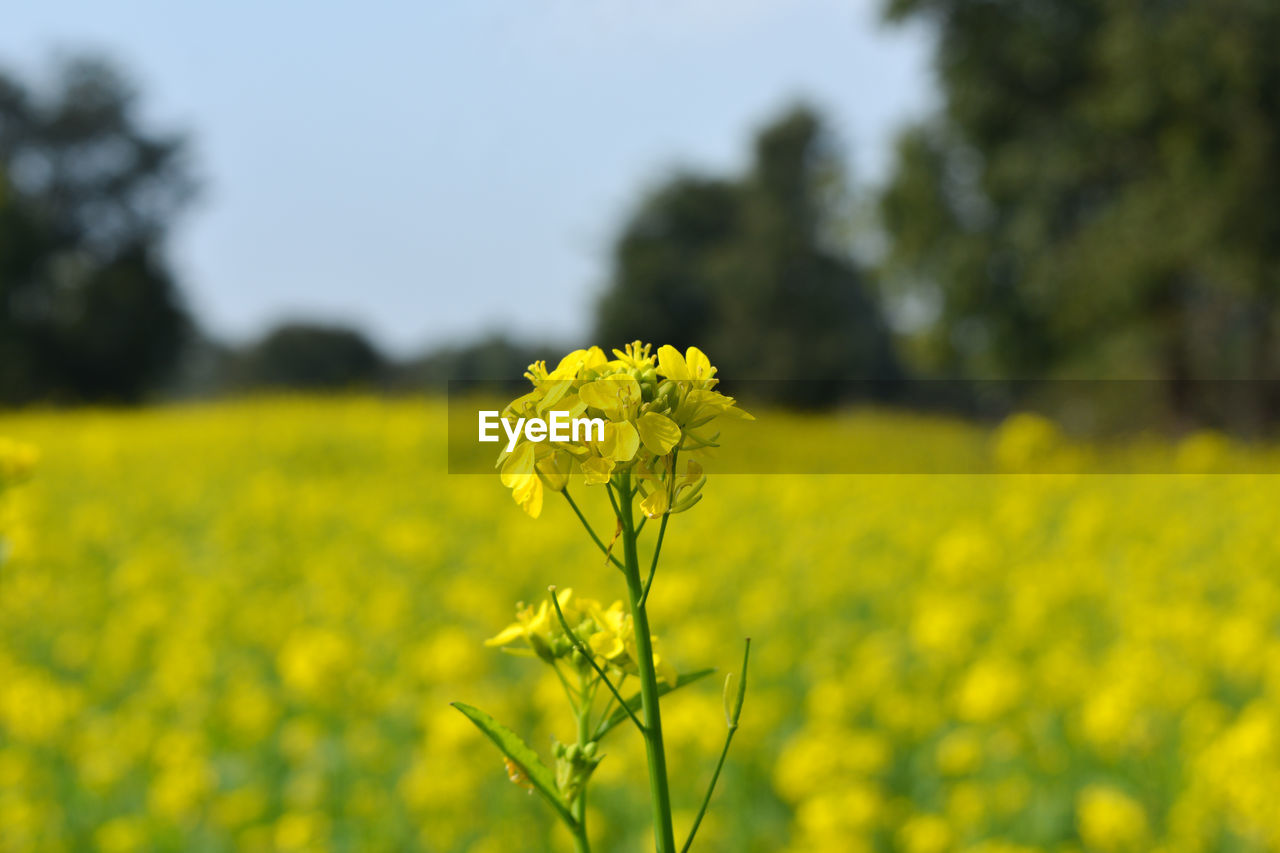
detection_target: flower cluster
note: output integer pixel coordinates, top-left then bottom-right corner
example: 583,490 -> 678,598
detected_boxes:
497,342 -> 751,518
484,588 -> 677,686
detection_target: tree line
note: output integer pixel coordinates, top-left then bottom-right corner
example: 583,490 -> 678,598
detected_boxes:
4,0 -> 1280,431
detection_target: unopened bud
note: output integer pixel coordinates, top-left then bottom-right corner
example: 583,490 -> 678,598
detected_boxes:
528,632 -> 555,663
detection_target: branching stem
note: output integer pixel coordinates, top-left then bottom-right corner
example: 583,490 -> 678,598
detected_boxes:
549,586 -> 646,735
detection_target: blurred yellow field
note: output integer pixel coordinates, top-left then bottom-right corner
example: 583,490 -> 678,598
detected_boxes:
1,398 -> 1279,852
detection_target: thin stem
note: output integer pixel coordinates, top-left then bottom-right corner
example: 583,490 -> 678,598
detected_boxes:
639,449 -> 677,608
605,482 -> 623,520
679,639 -> 750,853
617,473 -> 677,853
562,489 -> 624,571
549,587 -> 646,735
678,732 -> 737,853
638,513 -> 668,609
550,659 -> 577,705
591,675 -> 623,740
572,695 -> 592,853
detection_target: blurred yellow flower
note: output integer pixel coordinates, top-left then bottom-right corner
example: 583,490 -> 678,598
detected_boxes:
0,397 -> 1277,850
1077,785 -> 1149,851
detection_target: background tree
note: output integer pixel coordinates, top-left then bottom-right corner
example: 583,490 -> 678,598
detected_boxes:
880,0 -> 1280,426
596,104 -> 899,406
0,54 -> 194,404
233,323 -> 386,391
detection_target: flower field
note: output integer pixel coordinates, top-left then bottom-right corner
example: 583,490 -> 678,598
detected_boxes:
1,397 -> 1278,851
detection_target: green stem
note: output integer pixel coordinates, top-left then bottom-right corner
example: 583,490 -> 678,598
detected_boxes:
618,472 -> 677,853
680,639 -> 750,853
549,587 -> 646,735
679,731 -> 736,853
592,683 -> 620,740
572,697 -> 592,853
639,448 -> 678,608
638,512 -> 668,608
562,489 -> 624,571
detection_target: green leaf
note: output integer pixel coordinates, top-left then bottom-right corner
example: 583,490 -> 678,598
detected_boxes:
597,668 -> 716,738
450,702 -> 578,830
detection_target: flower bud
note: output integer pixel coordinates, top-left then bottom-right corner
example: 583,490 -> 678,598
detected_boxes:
528,632 -> 555,663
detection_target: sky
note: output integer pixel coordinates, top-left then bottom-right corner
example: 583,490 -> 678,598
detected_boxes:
2,0 -> 935,355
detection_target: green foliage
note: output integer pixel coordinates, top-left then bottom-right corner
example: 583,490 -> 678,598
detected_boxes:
881,0 -> 1280,425
0,55 -> 195,404
450,702 -> 579,831
596,105 -> 900,407
232,322 -> 386,391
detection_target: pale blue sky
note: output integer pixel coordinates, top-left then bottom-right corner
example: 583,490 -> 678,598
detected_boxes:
2,1 -> 934,354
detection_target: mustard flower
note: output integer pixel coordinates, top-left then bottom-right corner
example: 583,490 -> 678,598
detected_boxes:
485,589 -> 677,685
495,342 -> 751,517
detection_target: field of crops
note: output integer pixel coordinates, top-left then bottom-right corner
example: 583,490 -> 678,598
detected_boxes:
1,397 -> 1279,852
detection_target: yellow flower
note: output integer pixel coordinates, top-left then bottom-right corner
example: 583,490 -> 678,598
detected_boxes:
1077,785 -> 1149,851
655,345 -> 715,384
485,591 -> 678,684
494,342 -> 749,517
485,596 -> 558,659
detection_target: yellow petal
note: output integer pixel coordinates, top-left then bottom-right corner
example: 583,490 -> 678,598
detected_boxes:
484,623 -> 526,647
536,450 -> 570,492
581,456 -> 615,485
549,349 -> 587,379
639,488 -> 668,519
536,379 -> 572,412
602,421 -> 640,462
527,601 -> 550,634
500,442 -> 536,487
589,632 -> 625,660
654,653 -> 678,686
684,347 -> 715,381
656,345 -> 690,380
579,377 -> 641,416
552,395 -> 588,420
680,459 -> 703,486
511,473 -> 543,518
635,412 -> 681,455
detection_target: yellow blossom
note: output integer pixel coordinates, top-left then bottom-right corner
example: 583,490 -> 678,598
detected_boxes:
494,341 -> 750,516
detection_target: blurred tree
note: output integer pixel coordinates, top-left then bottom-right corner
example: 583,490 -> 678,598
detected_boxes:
597,176 -> 738,355
392,334 -> 564,392
880,0 -> 1280,425
596,105 -> 900,406
0,54 -> 195,404
234,323 -> 386,390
